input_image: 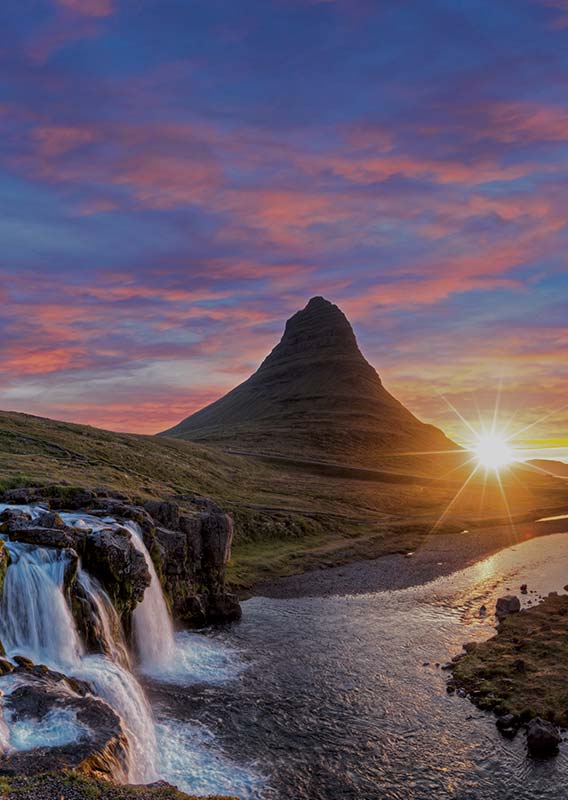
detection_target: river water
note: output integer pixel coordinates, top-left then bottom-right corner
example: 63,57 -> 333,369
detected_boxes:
1,503 -> 567,799
149,531 -> 568,800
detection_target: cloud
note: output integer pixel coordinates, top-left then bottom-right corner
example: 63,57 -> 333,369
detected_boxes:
55,0 -> 114,17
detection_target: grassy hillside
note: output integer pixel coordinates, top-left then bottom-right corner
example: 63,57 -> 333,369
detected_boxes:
1,410 -> 567,592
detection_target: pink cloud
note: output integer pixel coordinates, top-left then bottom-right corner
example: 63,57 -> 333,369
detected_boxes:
55,0 -> 114,17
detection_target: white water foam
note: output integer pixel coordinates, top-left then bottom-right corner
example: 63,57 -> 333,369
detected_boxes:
156,718 -> 267,800
150,629 -> 245,685
6,708 -> 89,751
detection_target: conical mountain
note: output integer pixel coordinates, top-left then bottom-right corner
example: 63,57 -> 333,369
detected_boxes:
161,297 -> 459,473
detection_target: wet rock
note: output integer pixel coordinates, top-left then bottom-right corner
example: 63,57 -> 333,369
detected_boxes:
82,527 -> 150,621
0,665 -> 129,781
526,718 -> 562,757
7,526 -> 84,552
496,713 -> 519,738
496,595 -> 521,618
0,508 -> 32,529
0,659 -> 14,675
35,511 -> 66,529
13,655 -> 35,670
0,537 -> 9,599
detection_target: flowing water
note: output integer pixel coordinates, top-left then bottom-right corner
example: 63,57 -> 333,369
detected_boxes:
1,503 -> 568,799
147,531 -> 568,800
124,521 -> 176,673
0,508 -> 163,782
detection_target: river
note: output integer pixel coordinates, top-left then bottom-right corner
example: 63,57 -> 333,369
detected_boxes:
148,529 -> 568,800
1,505 -> 567,799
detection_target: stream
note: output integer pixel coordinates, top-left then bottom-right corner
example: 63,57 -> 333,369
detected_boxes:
1,505 -> 567,799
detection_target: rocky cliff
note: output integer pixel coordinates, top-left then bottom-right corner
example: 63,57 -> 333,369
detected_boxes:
0,485 -> 240,631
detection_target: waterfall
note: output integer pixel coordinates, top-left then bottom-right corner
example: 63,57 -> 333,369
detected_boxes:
124,521 -> 176,673
0,542 -> 82,669
76,569 -> 131,670
0,523 -> 158,784
72,655 -> 158,782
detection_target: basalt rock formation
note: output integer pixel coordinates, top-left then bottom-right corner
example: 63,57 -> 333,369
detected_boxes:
0,485 -> 240,631
162,296 -> 459,474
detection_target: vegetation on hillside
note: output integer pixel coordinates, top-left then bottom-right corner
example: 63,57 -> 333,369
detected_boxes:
1,410 -> 566,591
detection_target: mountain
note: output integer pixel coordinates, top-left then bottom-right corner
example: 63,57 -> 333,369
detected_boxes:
527,459 -> 568,478
161,296 -> 460,473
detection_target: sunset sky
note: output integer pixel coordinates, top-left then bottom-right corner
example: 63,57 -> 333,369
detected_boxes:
1,0 -> 567,457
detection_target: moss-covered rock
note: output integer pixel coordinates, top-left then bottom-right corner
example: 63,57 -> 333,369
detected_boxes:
82,528 -> 150,625
450,593 -> 568,727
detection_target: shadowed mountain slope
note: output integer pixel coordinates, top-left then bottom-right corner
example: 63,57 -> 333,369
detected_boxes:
161,297 -> 461,474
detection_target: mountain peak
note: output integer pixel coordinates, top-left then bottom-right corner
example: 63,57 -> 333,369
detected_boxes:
259,296 -> 361,372
162,296 -> 457,472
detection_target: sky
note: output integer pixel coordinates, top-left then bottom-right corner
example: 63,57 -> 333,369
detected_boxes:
1,0 -> 567,456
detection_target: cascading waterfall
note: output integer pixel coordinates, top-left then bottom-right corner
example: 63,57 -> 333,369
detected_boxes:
0,514 -> 161,784
0,542 -> 82,669
124,521 -> 176,672
76,569 -> 131,669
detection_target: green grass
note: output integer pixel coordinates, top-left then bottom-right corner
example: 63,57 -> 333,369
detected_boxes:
2,409 -> 567,591
451,594 -> 568,725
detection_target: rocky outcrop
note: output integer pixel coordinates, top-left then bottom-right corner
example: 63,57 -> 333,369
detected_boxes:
526,718 -> 562,757
0,487 -> 241,628
148,498 -> 241,625
0,663 -> 129,782
82,527 -> 150,620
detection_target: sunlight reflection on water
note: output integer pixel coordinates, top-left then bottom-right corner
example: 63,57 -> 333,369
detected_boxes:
151,532 -> 568,800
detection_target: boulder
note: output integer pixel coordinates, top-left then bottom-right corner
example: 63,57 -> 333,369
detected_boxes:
526,718 -> 561,757
0,664 -> 129,781
496,595 -> 521,618
496,713 -> 519,738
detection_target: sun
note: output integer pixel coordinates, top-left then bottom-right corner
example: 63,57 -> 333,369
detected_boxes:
473,433 -> 514,471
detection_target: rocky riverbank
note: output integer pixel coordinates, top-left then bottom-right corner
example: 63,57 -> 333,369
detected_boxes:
0,772 -> 236,799
450,592 -> 568,755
